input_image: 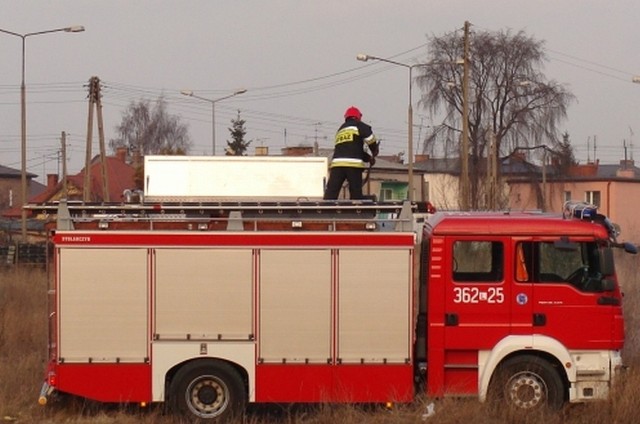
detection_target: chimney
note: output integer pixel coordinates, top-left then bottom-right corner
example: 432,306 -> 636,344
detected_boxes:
255,146 -> 269,156
512,151 -> 526,162
620,159 -> 635,169
617,159 -> 636,178
567,160 -> 599,177
131,149 -> 142,167
116,147 -> 128,163
281,146 -> 313,156
414,154 -> 430,163
47,174 -> 59,189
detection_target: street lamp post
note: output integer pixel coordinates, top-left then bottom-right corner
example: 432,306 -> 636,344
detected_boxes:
357,53 -> 467,206
181,89 -> 247,156
356,53 -> 421,202
0,25 -> 85,241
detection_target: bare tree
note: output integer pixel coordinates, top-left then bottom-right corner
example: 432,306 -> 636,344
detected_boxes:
416,28 -> 575,209
110,96 -> 192,155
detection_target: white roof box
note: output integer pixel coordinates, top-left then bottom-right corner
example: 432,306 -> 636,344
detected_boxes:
144,155 -> 328,202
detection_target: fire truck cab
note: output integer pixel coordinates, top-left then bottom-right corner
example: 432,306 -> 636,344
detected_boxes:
418,206 -> 635,410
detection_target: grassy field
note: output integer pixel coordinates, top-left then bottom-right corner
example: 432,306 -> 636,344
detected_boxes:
1,260 -> 639,424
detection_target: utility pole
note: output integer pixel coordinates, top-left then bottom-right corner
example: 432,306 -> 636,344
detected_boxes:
460,20 -> 471,211
61,131 -> 68,198
96,78 -> 109,202
492,132 -> 498,210
313,122 -> 322,147
84,76 -> 109,202
486,130 -> 498,210
542,147 -> 547,212
83,78 -> 94,202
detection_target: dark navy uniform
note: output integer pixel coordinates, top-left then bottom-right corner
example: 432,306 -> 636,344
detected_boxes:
324,107 -> 378,200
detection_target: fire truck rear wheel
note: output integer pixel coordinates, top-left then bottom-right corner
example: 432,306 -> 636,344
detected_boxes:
490,355 -> 565,411
170,360 -> 246,421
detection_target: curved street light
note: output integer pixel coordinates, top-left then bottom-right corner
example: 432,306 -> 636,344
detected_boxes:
0,25 -> 85,241
181,88 -> 247,156
357,52 -> 468,206
356,53 -> 426,202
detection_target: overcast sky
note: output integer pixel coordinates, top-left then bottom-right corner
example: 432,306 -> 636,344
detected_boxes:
1,0 -> 639,184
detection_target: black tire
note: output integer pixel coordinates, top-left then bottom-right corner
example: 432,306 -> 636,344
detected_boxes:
169,360 -> 246,421
489,355 -> 565,411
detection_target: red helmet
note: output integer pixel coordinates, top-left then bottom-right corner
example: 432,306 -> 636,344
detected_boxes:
344,106 -> 362,120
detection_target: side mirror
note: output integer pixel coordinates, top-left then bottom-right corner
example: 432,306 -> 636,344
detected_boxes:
599,247 -> 615,276
623,242 -> 638,255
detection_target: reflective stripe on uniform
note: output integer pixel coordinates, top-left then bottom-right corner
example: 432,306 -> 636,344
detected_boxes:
330,158 -> 366,168
364,133 -> 377,145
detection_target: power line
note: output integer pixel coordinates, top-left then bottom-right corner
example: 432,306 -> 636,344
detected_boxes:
547,49 -> 637,77
1,38 -> 637,167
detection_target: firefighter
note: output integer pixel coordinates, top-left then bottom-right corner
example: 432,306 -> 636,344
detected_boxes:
323,106 -> 379,200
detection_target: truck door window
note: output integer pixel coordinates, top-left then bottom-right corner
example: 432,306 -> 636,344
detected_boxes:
516,241 -> 607,291
452,241 -> 504,282
516,243 -> 529,282
539,242 -> 583,283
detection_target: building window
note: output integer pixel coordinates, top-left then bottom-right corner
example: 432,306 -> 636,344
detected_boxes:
379,182 -> 408,201
564,191 -> 572,203
585,191 -> 601,207
380,188 -> 394,201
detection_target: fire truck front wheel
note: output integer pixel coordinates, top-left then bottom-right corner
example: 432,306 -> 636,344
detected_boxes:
169,360 -> 246,421
489,355 -> 565,411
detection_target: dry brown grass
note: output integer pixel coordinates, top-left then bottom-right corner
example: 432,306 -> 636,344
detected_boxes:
1,260 -> 639,423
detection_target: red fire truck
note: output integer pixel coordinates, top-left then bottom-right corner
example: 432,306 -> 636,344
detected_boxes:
35,198 -> 636,420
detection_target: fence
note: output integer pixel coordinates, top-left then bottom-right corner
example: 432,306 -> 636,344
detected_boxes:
0,242 -> 49,266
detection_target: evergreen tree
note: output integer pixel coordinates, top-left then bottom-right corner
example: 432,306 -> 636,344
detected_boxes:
226,110 -> 252,156
555,131 -> 578,178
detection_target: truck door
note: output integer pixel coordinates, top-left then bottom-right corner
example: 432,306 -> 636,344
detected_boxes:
442,238 -> 511,395
510,240 -> 535,337
520,240 -> 620,349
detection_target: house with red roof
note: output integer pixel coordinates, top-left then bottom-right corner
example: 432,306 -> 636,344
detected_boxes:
1,148 -> 138,231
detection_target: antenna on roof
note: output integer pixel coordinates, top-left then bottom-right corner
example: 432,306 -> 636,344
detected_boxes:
629,127 -> 635,161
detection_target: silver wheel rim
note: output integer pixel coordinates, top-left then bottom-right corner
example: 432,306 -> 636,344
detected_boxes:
505,370 -> 547,409
185,375 -> 230,418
